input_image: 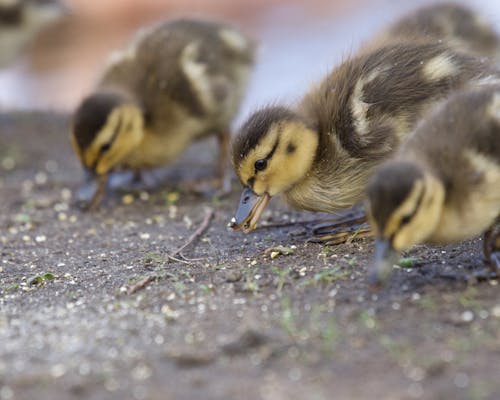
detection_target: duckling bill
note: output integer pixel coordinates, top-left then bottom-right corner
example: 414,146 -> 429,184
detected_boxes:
229,187 -> 270,232
366,84 -> 500,288
71,18 -> 255,209
230,40 -> 500,232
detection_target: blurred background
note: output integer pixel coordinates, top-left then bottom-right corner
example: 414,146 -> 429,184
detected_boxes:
1,0 -> 500,122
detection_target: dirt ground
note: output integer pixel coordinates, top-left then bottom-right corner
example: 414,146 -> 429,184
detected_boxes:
0,112 -> 499,400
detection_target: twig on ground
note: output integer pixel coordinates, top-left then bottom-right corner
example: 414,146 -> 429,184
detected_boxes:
128,275 -> 157,295
167,208 -> 215,262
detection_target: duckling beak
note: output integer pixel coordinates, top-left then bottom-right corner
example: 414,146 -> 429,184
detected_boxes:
229,187 -> 271,232
368,239 -> 400,290
75,168 -> 108,210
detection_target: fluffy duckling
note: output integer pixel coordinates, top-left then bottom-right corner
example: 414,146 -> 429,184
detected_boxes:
367,2 -> 500,61
0,0 -> 64,67
71,18 -> 255,209
366,84 -> 500,288
229,40 -> 499,233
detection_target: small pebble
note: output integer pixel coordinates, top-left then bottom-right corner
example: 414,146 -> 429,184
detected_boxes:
461,311 -> 474,322
453,372 -> 469,388
122,194 -> 135,205
492,305 -> 500,318
1,157 -> 15,170
35,235 -> 46,243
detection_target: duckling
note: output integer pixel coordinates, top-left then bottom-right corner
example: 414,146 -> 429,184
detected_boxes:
229,41 -> 500,235
71,18 -> 255,209
366,84 -> 500,287
367,3 -> 500,61
0,0 -> 64,68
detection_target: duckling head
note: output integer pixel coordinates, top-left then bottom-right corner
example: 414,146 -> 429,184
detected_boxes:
229,106 -> 319,232
365,160 -> 445,288
71,90 -> 144,177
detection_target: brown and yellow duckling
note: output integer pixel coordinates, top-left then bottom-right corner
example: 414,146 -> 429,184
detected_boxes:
71,18 -> 255,209
0,0 -> 64,67
366,84 -> 500,288
367,2 -> 500,61
229,40 -> 499,237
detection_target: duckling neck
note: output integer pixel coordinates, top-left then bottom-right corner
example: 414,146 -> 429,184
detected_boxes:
282,137 -> 374,213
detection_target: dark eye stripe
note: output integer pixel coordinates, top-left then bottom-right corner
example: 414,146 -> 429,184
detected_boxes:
248,136 -> 281,183
265,136 -> 280,161
92,116 -> 123,170
398,184 -> 425,229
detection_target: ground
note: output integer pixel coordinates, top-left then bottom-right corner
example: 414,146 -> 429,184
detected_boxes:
0,112 -> 499,400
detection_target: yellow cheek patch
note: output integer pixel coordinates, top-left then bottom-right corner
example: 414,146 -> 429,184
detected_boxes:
390,175 -> 445,251
383,179 -> 424,238
95,105 -> 144,174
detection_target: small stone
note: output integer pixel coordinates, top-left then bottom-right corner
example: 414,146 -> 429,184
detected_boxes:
35,235 -> 46,243
224,270 -> 242,283
131,363 -> 152,381
461,311 -> 474,322
1,157 -> 15,170
453,372 -> 469,388
492,305 -> 500,318
122,194 -> 135,205
0,385 -> 14,400
166,192 -> 179,204
50,363 -> 66,378
161,304 -> 179,320
35,172 -> 48,185
139,233 -> 150,240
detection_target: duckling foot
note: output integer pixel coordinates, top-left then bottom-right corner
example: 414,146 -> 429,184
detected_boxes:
307,212 -> 372,245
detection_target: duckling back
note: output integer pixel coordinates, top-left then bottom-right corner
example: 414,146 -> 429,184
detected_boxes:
366,3 -> 500,61
101,19 -> 255,138
286,41 -> 500,213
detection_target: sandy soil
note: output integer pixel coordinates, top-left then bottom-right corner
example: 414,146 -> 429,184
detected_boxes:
0,112 -> 499,400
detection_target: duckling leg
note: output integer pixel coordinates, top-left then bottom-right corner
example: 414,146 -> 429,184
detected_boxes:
307,209 -> 372,245
483,221 -> 500,276
215,130 -> 232,195
86,174 -> 109,211
182,130 -> 232,196
75,170 -> 109,211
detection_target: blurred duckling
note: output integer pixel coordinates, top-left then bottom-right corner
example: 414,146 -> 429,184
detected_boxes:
0,0 -> 64,68
367,2 -> 500,61
229,40 -> 499,235
366,84 -> 500,288
71,18 -> 255,209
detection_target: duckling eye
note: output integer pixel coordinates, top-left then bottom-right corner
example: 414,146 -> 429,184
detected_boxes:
100,142 -> 112,153
400,215 -> 412,226
254,159 -> 267,171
